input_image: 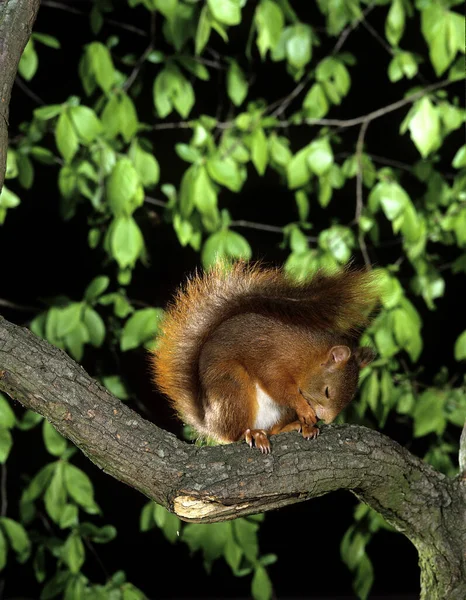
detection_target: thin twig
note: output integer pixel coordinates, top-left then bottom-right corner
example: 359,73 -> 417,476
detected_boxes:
155,78 -> 462,133
122,13 -> 156,92
268,79 -> 308,118
14,77 -> 45,105
298,78 -> 461,128
152,121 -> 194,130
355,120 -> 372,269
359,16 -> 394,56
0,298 -> 39,312
83,537 -> 109,579
40,0 -> 84,16
41,0 -> 147,37
332,2 -> 377,55
144,196 -> 167,208
230,219 -> 320,241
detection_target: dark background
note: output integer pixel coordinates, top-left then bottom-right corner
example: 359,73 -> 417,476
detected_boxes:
1,1 -> 464,598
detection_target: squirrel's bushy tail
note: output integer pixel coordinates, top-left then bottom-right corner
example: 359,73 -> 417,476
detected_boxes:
151,261 -> 379,426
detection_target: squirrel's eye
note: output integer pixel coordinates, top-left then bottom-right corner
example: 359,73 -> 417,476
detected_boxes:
325,387 -> 329,398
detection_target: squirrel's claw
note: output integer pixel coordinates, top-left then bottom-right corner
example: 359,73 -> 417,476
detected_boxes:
244,429 -> 271,453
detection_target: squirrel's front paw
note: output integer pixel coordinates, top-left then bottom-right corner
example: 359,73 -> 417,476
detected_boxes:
297,404 -> 317,428
301,423 -> 320,440
243,429 -> 271,454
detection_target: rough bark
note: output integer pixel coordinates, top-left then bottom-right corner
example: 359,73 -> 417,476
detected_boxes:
0,316 -> 465,598
0,0 -> 40,191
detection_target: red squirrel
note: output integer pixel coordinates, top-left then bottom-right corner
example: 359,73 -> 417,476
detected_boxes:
151,262 -> 379,453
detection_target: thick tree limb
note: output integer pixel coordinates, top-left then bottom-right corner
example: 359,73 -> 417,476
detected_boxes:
0,0 -> 40,191
0,316 -> 465,598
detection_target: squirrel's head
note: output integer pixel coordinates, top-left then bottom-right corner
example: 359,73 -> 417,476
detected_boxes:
303,345 -> 375,423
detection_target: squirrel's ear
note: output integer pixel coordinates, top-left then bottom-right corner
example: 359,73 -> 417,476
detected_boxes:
327,345 -> 352,365
355,346 -> 376,368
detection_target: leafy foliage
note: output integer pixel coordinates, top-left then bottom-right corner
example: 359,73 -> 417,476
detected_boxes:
2,0 -> 465,599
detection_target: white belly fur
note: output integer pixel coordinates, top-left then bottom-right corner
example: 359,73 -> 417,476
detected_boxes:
253,384 -> 283,430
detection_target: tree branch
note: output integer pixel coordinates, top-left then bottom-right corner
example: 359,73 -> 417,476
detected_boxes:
0,0 -> 41,192
0,315 -> 465,596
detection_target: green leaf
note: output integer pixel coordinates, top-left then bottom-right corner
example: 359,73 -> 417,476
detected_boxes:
421,6 -> 465,76
392,307 -> 422,362
69,106 -> 102,143
406,97 -> 441,158
0,518 -> 31,562
176,143 -> 201,163
40,570 -> 69,599
287,145 -> 311,189
413,390 -> 446,437
388,52 -> 418,82
59,504 -> 79,529
303,83 -> 329,118
201,230 -> 251,268
120,308 -> 164,351
129,141 -> 160,188
207,155 -> 243,192
101,375 -> 130,400
34,105 -> 62,120
250,127 -> 268,175
385,0 -> 405,47
17,154 -> 34,189
107,158 -> 139,217
64,463 -> 99,513
16,409 -> 42,432
269,135 -> 291,166
319,226 -> 353,263
64,323 -> 87,362
22,463 -> 56,503
110,216 -> 144,269
33,33 -> 61,49
0,427 -> 13,463
234,518 -> 259,562
0,393 -> 15,429
295,190 -> 309,221
182,521 -> 231,569
83,307 -> 106,347
87,42 -> 116,92
207,0 -> 241,26
307,138 -> 333,176
55,303 -> 82,338
62,533 -> 85,574
140,502 -> 155,532
153,504 -> 181,543
251,566 -> 273,600
286,23 -> 312,70
454,330 -> 466,360
153,64 -> 195,118
195,5 -> 212,55
55,113 -> 79,163
42,420 -> 68,457
0,528 -> 6,571
224,231 -> 252,261
255,0 -> 284,59
452,145 -> 466,169
78,523 -> 117,543
354,553 -> 374,600
224,538 -> 242,573
18,40 -> 38,81
192,166 -> 219,228
44,463 -> 67,524
84,276 -> 110,301
226,60 -> 248,106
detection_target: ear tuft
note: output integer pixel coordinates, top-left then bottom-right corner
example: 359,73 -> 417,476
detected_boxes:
329,345 -> 351,364
355,346 -> 376,368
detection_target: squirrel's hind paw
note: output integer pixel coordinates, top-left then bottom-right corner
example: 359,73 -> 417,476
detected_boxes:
243,429 -> 271,454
